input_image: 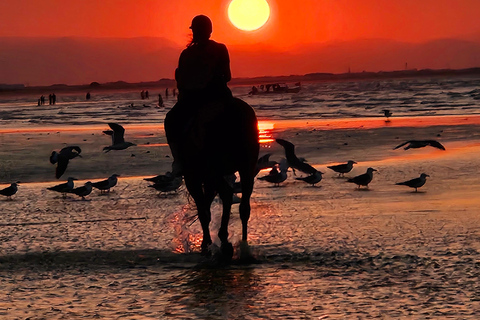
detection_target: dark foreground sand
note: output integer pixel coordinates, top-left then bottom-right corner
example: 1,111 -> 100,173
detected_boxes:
1,116 -> 480,318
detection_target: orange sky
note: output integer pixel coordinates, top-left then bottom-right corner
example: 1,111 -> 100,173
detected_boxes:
1,0 -> 479,48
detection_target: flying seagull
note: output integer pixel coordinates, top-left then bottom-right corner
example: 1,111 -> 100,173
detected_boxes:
276,139 -> 317,175
0,182 -> 19,200
69,181 -> 93,200
103,123 -> 136,152
92,174 -> 120,193
295,170 -> 324,187
327,160 -> 357,177
394,140 -> 445,151
255,153 -> 278,176
47,177 -> 76,198
347,168 -> 377,189
396,173 -> 429,192
50,146 -> 82,179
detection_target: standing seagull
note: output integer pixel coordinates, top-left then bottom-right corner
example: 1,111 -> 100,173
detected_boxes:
47,177 -> 76,198
394,140 -> 445,151
92,174 -> 120,193
50,146 -> 82,179
327,160 -> 357,177
149,176 -> 183,194
0,182 -> 19,200
295,170 -> 324,187
276,139 -> 317,175
103,123 -> 136,152
257,159 -> 288,187
396,173 -> 429,192
347,168 -> 377,189
69,181 -> 93,200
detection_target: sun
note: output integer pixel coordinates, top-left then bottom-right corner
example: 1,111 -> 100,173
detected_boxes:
228,0 -> 270,31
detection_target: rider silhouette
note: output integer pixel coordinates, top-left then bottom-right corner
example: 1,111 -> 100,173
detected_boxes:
165,15 -> 233,176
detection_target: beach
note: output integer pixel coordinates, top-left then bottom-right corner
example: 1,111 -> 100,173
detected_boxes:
1,107 -> 480,318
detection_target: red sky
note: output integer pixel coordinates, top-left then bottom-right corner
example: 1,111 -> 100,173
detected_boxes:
2,0 -> 479,47
1,0 -> 480,85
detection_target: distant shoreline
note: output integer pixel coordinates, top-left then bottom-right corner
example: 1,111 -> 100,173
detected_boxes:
2,67 -> 480,94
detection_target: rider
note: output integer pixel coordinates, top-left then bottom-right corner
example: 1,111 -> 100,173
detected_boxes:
165,15 -> 233,176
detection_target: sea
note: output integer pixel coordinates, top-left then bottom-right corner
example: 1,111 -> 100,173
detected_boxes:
1,75 -> 480,128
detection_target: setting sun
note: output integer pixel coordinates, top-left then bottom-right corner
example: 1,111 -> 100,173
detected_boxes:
227,0 -> 270,31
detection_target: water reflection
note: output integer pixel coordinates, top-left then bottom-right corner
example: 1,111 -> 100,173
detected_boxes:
169,268 -> 261,319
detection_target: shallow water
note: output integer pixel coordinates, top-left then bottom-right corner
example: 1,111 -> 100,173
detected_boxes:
2,77 -> 480,318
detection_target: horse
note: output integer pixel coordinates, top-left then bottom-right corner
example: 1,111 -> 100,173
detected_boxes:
165,97 -> 259,260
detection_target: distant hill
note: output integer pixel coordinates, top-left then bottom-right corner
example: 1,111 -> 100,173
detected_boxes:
1,36 -> 480,86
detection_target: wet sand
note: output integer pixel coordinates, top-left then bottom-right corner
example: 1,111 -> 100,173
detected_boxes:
2,116 -> 480,318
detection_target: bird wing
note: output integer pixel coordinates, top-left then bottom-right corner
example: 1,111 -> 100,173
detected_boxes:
55,157 -> 69,179
108,123 -> 125,144
393,141 -> 410,150
426,140 -> 445,150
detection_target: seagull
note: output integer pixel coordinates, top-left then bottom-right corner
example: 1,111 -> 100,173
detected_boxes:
394,140 -> 445,151
50,146 -> 82,179
295,170 -> 324,186
102,123 -> 136,152
69,181 -> 93,200
0,182 -> 19,200
144,172 -> 174,184
92,174 -> 120,193
276,139 -> 317,175
149,176 -> 183,194
396,173 -> 429,192
257,158 -> 288,187
255,153 -> 278,176
327,160 -> 357,177
47,177 -> 76,198
347,168 -> 377,189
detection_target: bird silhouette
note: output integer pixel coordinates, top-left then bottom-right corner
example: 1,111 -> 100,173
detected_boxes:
396,173 -> 429,192
257,159 -> 288,187
276,139 -> 316,175
144,172 -> 174,184
149,176 -> 183,194
295,170 -> 324,186
50,146 -> 82,179
347,168 -> 377,189
103,123 -> 136,152
394,140 -> 445,151
255,153 -> 278,176
69,181 -> 93,200
47,177 -> 76,198
383,109 -> 392,121
327,160 -> 357,177
92,174 -> 120,193
0,182 -> 19,200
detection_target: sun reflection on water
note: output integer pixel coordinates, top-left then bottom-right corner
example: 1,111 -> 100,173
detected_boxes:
258,120 -> 274,144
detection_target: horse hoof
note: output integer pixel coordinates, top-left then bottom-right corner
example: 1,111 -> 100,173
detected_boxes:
221,242 -> 234,261
201,241 -> 213,256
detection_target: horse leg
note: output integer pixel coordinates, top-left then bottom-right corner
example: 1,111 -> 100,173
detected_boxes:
184,178 -> 212,254
217,177 -> 234,259
238,171 -> 254,243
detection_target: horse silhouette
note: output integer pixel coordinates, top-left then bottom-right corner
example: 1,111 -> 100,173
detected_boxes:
169,97 -> 259,260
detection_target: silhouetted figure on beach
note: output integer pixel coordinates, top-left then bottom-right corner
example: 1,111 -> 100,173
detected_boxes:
141,90 -> 145,100
164,15 -> 259,258
145,90 -> 149,99
165,88 -> 169,99
158,94 -> 164,107
165,14 -> 233,176
86,92 -> 91,100
52,93 -> 56,105
40,95 -> 45,105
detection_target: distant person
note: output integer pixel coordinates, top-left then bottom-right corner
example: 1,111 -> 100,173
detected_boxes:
86,92 -> 91,100
158,94 -> 164,107
52,93 -> 56,105
173,88 -> 176,97
37,98 -> 41,106
145,90 -> 149,99
164,14 -> 233,176
48,94 -> 53,105
165,88 -> 169,99
141,90 -> 145,99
